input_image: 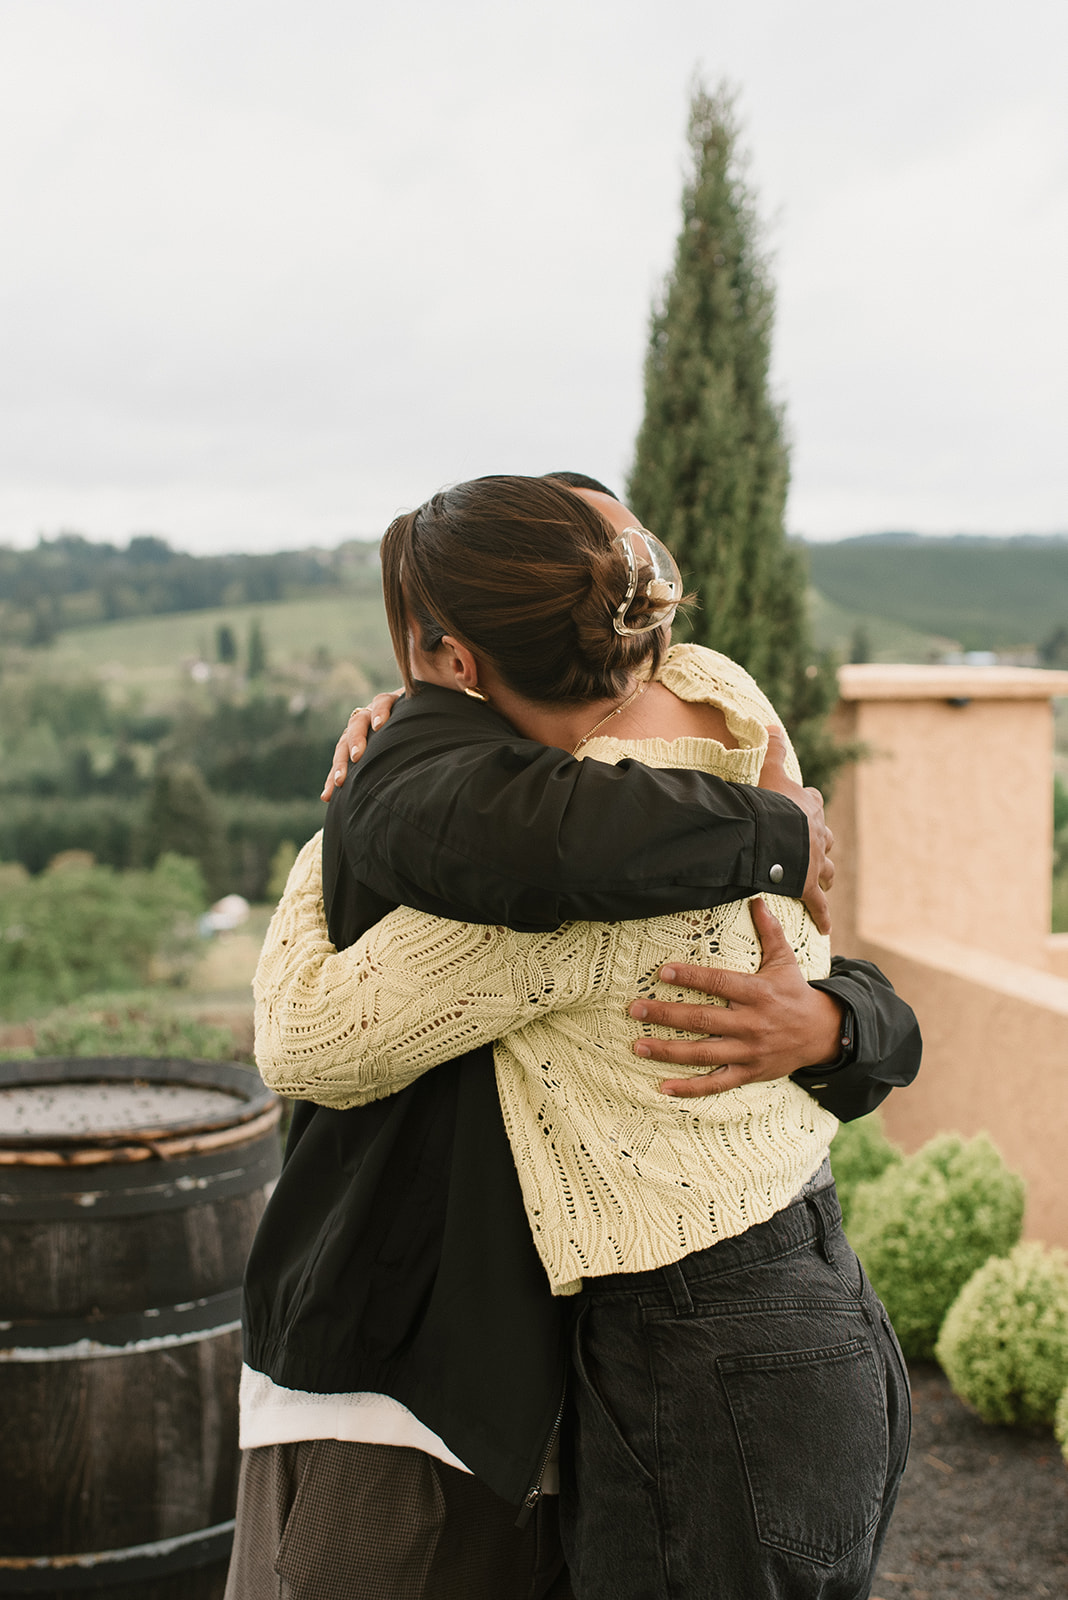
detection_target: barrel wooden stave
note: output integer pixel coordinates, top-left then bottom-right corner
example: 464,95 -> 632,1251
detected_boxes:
0,1190 -> 268,1321
0,1059 -> 280,1599
1,1337 -> 242,1555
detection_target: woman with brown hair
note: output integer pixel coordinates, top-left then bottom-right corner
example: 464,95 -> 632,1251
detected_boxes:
243,473 -> 911,1599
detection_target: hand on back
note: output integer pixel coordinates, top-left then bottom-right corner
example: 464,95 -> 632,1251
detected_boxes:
320,691 -> 404,800
629,898 -> 845,1099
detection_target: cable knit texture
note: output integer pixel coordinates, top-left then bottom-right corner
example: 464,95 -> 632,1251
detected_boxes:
255,644 -> 836,1294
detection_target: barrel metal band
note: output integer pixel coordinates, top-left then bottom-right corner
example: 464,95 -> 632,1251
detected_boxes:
0,1287 -> 242,1362
0,1521 -> 234,1591
0,1139 -> 279,1219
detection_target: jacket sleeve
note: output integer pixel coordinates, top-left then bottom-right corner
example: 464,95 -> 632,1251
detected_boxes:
790,957 -> 922,1122
326,686 -> 809,941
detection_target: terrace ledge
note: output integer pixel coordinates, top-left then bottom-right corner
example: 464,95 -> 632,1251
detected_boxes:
837,663 -> 1068,701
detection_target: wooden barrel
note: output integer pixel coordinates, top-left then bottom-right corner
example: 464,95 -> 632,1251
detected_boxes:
0,1057 -> 282,1599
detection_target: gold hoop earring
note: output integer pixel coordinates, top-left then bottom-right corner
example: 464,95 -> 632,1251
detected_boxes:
463,686 -> 488,702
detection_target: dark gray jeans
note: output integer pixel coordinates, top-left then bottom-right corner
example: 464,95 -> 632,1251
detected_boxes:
560,1178 -> 910,1600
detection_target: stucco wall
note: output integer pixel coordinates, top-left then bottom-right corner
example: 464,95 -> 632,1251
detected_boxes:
826,665 -> 1068,1247
857,930 -> 1068,1248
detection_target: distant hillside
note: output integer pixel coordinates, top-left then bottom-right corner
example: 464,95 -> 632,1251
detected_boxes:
36,591 -> 397,704
805,586 -> 954,665
806,534 -> 1068,654
0,532 -> 380,646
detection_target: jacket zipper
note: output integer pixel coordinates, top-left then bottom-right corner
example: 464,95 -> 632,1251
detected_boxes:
515,1386 -> 566,1529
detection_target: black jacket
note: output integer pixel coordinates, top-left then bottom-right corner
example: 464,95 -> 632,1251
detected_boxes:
243,689 -> 921,1503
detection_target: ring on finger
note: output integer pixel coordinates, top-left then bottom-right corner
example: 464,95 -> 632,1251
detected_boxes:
348,707 -> 368,720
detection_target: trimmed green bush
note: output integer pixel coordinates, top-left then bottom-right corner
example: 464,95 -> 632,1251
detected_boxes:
936,1242 -> 1068,1425
1055,1382 -> 1068,1465
847,1133 -> 1025,1359
830,1114 -> 902,1231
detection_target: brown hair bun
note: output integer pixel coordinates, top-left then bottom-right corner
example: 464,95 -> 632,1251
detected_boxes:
381,475 -> 679,704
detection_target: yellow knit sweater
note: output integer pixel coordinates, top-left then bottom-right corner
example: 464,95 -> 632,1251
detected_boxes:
254,645 -> 837,1294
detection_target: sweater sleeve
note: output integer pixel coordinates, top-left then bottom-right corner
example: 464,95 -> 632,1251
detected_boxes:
254,833 -> 612,1108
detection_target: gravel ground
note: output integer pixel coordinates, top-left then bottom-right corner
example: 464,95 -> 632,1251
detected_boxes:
872,1363 -> 1068,1599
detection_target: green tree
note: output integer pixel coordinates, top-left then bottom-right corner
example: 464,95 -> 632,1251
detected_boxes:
28,599 -> 57,647
627,83 -> 844,792
141,761 -> 228,897
216,622 -> 237,663
247,618 -> 268,679
267,838 -> 299,901
1039,624 -> 1068,669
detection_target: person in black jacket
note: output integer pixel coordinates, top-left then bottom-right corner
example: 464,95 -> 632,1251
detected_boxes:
228,476 -> 919,1600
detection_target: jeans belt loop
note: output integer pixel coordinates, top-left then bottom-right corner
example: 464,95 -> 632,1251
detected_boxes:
804,1189 -> 834,1264
661,1260 -> 695,1316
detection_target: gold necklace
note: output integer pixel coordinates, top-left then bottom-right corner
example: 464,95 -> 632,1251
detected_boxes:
572,681 -> 646,754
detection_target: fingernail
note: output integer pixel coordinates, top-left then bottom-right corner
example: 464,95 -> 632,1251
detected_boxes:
334,770 -> 344,783
350,746 -> 360,758
660,1085 -> 681,1096
629,1002 -> 648,1020
660,966 -> 677,982
371,716 -> 382,729
633,1042 -> 652,1057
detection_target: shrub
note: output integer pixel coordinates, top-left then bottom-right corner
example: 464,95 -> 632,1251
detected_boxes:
1055,1382 -> 1068,1466
847,1133 -> 1025,1359
27,994 -> 242,1062
0,853 -> 206,1020
830,1113 -> 902,1231
936,1242 -> 1068,1425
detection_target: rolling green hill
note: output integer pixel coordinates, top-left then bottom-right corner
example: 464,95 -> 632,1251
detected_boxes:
806,536 -> 1068,653
26,591 -> 397,706
806,585 -> 954,664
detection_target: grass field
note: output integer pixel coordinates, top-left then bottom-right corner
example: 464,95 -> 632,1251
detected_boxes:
27,590 -> 397,703
806,586 -> 953,663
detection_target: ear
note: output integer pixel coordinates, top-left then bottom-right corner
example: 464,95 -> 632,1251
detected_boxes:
440,636 -> 483,693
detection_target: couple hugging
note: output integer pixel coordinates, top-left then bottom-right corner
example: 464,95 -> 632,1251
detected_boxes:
227,472 -> 919,1600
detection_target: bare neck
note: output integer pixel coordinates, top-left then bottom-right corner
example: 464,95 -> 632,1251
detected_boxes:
483,670 -> 645,754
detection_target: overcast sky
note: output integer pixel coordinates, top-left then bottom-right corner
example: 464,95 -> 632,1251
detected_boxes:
1,0 -> 1066,552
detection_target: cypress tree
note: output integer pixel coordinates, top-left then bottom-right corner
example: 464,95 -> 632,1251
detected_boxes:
627,84 -> 843,792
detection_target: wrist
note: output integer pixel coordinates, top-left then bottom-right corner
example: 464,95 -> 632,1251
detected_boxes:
806,988 -> 850,1068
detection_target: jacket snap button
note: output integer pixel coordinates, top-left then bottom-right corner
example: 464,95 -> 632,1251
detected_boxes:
769,863 -> 784,884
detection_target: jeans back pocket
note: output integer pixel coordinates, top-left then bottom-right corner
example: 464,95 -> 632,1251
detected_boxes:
718,1338 -> 887,1566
